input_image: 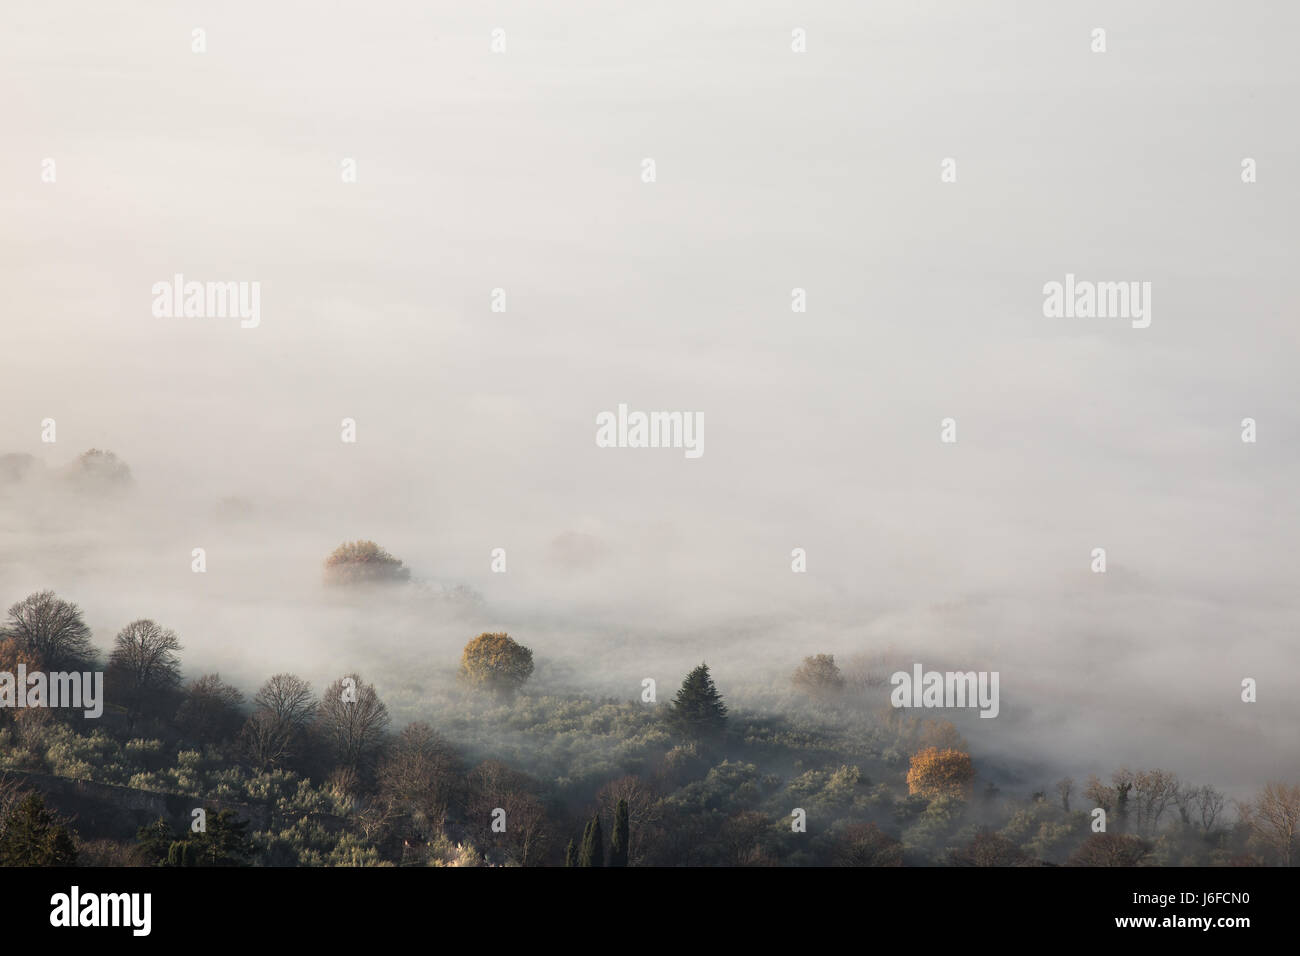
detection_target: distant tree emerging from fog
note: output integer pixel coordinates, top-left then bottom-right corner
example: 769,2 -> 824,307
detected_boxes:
66,448 -> 132,492
906,747 -> 975,801
791,653 -> 846,698
323,540 -> 411,586
2,590 -> 97,673
667,664 -> 728,740
459,633 -> 534,698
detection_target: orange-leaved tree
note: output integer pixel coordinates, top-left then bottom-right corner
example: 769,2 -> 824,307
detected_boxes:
906,746 -> 975,800
459,633 -> 534,698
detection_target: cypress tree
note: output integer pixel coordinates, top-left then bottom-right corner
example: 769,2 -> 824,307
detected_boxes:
609,798 -> 630,867
578,813 -> 603,867
668,663 -> 728,740
564,838 -> 578,867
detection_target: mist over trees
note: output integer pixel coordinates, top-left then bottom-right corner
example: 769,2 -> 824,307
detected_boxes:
0,580 -> 1295,869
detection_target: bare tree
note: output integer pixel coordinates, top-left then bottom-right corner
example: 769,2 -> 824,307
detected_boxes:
467,760 -> 550,866
2,591 -> 97,673
242,673 -> 317,768
1195,785 -> 1226,833
175,674 -> 245,743
1131,769 -> 1179,836
106,620 -> 183,731
377,722 -> 463,839
1174,783 -> 1226,833
1242,782 -> 1300,866
1067,833 -> 1153,867
316,674 -> 390,775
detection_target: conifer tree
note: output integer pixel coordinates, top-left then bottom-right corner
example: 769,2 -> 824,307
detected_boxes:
668,663 -> 728,740
578,813 -> 603,867
0,793 -> 77,866
609,798 -> 630,867
564,838 -> 578,867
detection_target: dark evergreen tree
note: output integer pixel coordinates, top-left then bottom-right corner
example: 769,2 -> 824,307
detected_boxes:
578,814 -> 603,867
609,798 -> 630,867
193,808 -> 255,866
136,818 -> 176,865
564,838 -> 578,867
0,793 -> 78,866
668,663 -> 728,740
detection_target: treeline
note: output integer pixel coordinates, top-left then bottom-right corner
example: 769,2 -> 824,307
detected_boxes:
1,589 -> 1298,867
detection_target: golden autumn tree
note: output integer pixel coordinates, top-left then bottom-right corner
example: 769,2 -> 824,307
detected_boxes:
459,633 -> 534,698
906,746 -> 975,800
0,637 -> 48,734
323,540 -> 411,586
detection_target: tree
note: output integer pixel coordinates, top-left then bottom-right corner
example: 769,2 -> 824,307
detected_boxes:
2,591 -> 97,673
175,674 -> 245,743
564,839 -> 578,867
1067,833 -> 1152,867
791,653 -> 846,698
949,830 -> 1030,866
833,823 -> 903,866
720,810 -> 776,866
1085,769 -> 1136,832
0,792 -> 78,866
578,814 -> 603,867
0,638 -> 44,733
192,808 -> 255,866
136,818 -> 175,865
65,448 -> 132,493
458,633 -> 534,698
667,664 -> 728,740
906,747 -> 975,801
377,722 -> 463,838
153,809 -> 254,867
609,799 -> 630,867
323,540 -> 410,586
1056,777 -> 1074,813
466,760 -> 549,866
1242,782 -> 1300,866
1174,784 -> 1225,833
242,673 -> 317,768
595,775 -> 661,866
1131,769 -> 1179,836
316,674 -> 390,775
106,619 -> 183,731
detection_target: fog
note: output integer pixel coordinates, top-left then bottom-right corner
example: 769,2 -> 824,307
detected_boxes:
2,1 -> 1298,800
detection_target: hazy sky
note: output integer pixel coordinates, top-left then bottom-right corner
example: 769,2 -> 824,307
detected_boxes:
2,1 -> 1298,795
